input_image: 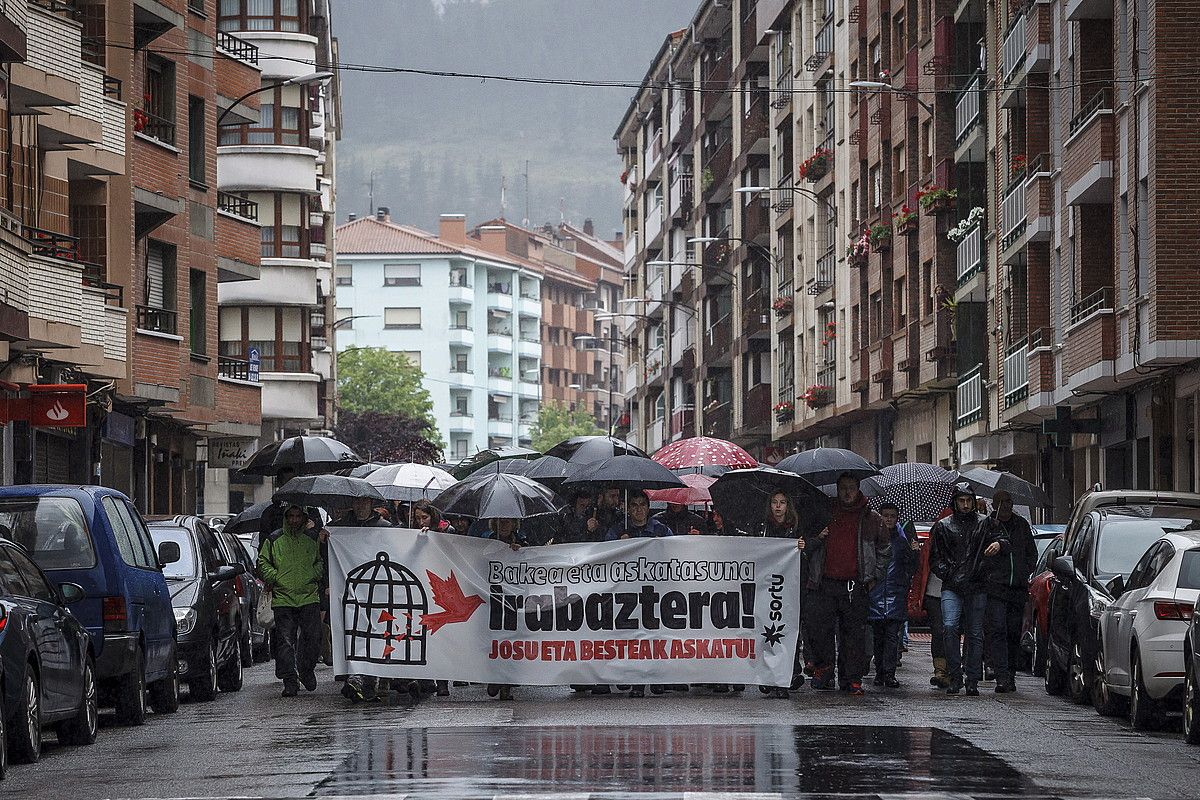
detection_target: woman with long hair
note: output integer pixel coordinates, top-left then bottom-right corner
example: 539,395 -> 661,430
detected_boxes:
756,491 -> 807,699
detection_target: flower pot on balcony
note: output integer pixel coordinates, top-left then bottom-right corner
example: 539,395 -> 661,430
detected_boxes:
775,410 -> 794,423
896,217 -> 918,236
849,252 -> 868,268
923,196 -> 955,215
805,391 -> 833,408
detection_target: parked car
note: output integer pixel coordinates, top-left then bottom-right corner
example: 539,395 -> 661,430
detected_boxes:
0,486 -> 177,726
0,539 -> 98,773
1095,530 -> 1200,728
231,534 -> 273,663
1184,604 -> 1200,744
1033,524 -> 1067,558
1044,503 -> 1200,705
146,517 -> 245,701
1023,533 -> 1065,676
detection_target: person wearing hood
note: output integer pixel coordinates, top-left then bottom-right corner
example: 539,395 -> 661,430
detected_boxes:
981,489 -> 1038,693
258,504 -> 324,697
869,503 -> 921,688
803,473 -> 890,696
929,484 -> 1009,695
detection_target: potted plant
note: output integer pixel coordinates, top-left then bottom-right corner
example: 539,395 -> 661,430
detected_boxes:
773,400 -> 794,423
868,222 -> 893,253
700,167 -> 715,191
772,295 -> 794,317
820,321 -> 837,346
947,206 -> 986,243
847,230 -> 870,267
917,184 -> 958,214
798,147 -> 834,182
1010,154 -> 1027,181
893,205 -> 918,235
801,384 -> 833,408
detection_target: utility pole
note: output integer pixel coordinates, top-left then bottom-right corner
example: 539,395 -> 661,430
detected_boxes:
366,170 -> 377,217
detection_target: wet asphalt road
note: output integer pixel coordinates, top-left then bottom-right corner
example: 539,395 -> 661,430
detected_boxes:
8,639 -> 1200,800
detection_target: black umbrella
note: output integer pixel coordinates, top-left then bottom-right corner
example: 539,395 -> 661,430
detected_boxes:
518,455 -> 573,488
223,501 -> 272,536
547,435 -> 649,463
241,435 -> 365,477
959,467 -> 1052,508
711,467 -> 827,530
273,475 -> 384,506
491,459 -> 535,476
450,446 -> 541,480
820,476 -> 885,500
776,447 -> 880,487
431,473 -> 560,520
561,455 -> 684,490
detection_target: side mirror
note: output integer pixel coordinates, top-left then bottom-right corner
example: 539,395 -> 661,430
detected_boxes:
157,541 -> 181,568
211,564 -> 238,582
1105,575 -> 1125,598
1051,555 -> 1076,582
58,582 -> 85,604
232,562 -> 247,577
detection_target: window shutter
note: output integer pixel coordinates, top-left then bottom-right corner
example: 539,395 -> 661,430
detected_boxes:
384,307 -> 421,328
146,243 -> 166,308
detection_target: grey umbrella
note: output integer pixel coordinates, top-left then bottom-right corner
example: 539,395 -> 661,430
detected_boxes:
958,467 -> 1052,507
431,473 -> 560,520
241,435 -> 365,477
776,448 -> 880,487
273,475 -> 384,506
561,455 -> 684,490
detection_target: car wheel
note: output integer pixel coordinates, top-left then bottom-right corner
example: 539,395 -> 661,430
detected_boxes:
217,636 -> 244,693
1092,648 -> 1128,717
114,649 -> 147,726
9,667 -> 41,764
56,656 -> 98,746
1183,656 -> 1200,745
148,657 -> 180,715
1068,638 -> 1091,705
189,640 -> 218,702
1031,620 -> 1046,678
1130,651 -> 1162,731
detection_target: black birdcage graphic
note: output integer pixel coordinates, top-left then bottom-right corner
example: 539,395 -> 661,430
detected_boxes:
343,552 -> 429,666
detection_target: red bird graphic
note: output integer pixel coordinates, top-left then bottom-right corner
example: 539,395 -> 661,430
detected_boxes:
419,570 -> 485,634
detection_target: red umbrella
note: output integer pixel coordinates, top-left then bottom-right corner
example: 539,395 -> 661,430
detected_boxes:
652,436 -> 758,470
646,473 -> 715,506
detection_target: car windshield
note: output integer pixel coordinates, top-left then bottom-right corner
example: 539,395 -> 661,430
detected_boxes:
1179,550 -> 1200,590
0,496 -> 95,570
149,528 -> 198,580
1096,517 -> 1200,576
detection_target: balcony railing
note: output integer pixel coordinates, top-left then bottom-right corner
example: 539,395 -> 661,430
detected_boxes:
136,109 -> 175,145
1070,287 -> 1113,325
1069,87 -> 1112,136
955,74 -> 982,143
81,263 -> 123,306
813,17 -> 834,64
217,191 -> 259,221
1002,11 -> 1026,81
136,304 -> 177,335
956,223 -> 982,284
1003,337 -> 1029,407
25,226 -> 82,262
1002,180 -> 1026,247
813,246 -> 836,292
956,364 -> 984,427
216,30 -> 259,64
816,364 -> 836,391
218,355 -> 252,381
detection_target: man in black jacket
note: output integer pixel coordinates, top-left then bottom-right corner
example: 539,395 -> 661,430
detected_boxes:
929,484 -> 1008,695
982,489 -> 1039,693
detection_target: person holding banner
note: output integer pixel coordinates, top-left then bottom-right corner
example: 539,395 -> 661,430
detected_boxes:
604,491 -> 672,541
754,492 -> 808,698
332,498 -> 394,703
411,500 -> 452,533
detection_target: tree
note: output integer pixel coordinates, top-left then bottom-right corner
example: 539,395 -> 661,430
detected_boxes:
334,410 -> 442,465
337,347 -> 436,425
529,401 -> 602,453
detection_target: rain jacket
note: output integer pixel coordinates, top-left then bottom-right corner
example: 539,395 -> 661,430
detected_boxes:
869,521 -> 919,621
258,525 -> 324,608
982,512 -> 1039,604
929,508 -> 1008,594
803,494 -> 889,588
605,517 -> 673,540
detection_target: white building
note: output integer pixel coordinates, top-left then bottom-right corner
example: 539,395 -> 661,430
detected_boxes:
334,212 -> 543,460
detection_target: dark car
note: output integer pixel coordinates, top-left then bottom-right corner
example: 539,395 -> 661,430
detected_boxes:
0,486 -> 178,726
147,518 -> 245,701
218,529 -> 266,666
232,533 -> 273,663
1185,605 -> 1200,744
1023,533 -> 1065,676
1044,505 -> 1200,704
0,540 -> 97,773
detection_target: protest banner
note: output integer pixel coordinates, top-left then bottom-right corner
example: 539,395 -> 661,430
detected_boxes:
328,529 -> 802,686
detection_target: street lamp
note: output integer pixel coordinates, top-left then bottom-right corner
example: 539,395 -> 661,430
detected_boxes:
848,79 -> 935,115
735,185 -> 838,217
217,71 -> 335,126
646,259 -> 738,283
574,333 -> 622,436
687,234 -> 773,265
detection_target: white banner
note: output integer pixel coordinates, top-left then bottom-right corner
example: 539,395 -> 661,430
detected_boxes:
328,530 -> 801,686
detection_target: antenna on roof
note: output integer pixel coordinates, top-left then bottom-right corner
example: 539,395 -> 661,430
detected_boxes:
522,160 -> 531,229
366,170 -> 377,217
500,175 -> 507,219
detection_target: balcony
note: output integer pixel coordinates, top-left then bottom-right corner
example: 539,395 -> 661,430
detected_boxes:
0,0 -> 26,63
624,362 -> 640,394
487,416 -> 515,438
810,246 -> 836,295
1024,154 -> 1054,242
1003,337 -> 1029,408
486,333 -> 513,353
644,197 -> 664,248
448,412 -> 474,434
956,364 -> 984,427
11,3 -> 80,111
231,30 -> 318,82
741,94 -> 768,155
486,282 -> 514,311
644,345 -> 664,384
216,30 -> 259,65
669,171 -> 693,222
26,252 -> 83,344
1001,11 -> 1027,86
741,383 -> 772,431
72,63 -> 124,174
487,368 -> 514,391
670,405 -> 696,438
705,401 -> 732,440
447,368 -> 474,387
705,315 -> 733,356
517,336 -> 539,358
136,304 -> 177,336
956,223 -> 983,285
622,228 -> 639,267
702,138 -> 732,196
261,371 -> 321,422
448,325 -> 473,347
1000,179 -> 1026,259
1064,90 -> 1114,205
1025,2 -> 1053,72
218,261 -> 318,307
701,54 -> 731,119
518,292 -> 541,318
1065,288 -> 1116,382
644,129 -> 664,174
217,145 -> 320,194
954,74 -> 984,162
812,17 -> 834,70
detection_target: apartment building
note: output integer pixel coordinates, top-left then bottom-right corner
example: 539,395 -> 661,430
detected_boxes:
0,0 -> 266,513
211,0 -> 340,512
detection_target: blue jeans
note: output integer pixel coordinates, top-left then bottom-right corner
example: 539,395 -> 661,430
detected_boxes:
941,589 -> 986,684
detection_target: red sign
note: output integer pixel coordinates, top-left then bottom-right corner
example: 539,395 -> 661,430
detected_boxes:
28,384 -> 87,428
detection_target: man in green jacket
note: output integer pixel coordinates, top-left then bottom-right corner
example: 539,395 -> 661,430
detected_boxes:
258,504 -> 324,697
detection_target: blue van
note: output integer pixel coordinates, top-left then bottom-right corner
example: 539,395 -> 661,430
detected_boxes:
0,486 -> 178,725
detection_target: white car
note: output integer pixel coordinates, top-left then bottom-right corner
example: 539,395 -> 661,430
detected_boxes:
1096,529 -> 1200,729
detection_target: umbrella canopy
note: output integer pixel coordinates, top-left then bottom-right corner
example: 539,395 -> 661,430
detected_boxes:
273,474 -> 384,506
223,501 -> 272,536
561,455 -> 685,491
450,446 -> 541,480
651,436 -> 758,470
548,436 -> 649,463
819,476 -> 885,500
776,447 -> 880,487
343,462 -> 388,478
670,464 -> 733,478
431,472 -> 560,520
958,467 -> 1052,507
646,473 -> 716,506
866,463 -> 958,522
522,455 -> 573,488
711,467 -> 827,528
241,435 -> 365,477
365,462 -> 458,502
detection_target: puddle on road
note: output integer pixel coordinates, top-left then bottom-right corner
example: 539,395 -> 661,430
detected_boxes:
313,724 -> 1034,797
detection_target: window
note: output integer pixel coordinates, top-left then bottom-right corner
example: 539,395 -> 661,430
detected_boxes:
218,306 -> 309,372
922,120 -> 934,176
453,395 -> 469,416
103,496 -> 152,569
0,497 -> 96,571
453,352 -> 469,372
923,261 -> 934,315
384,308 -> 420,329
143,240 -> 177,334
7,547 -> 55,602
189,269 -> 207,355
188,95 -> 205,184
142,54 -> 176,144
219,85 -> 307,147
384,263 -> 421,287
870,166 -> 882,211
894,277 -> 906,328
218,0 -> 305,32
450,267 -> 468,287
335,264 -> 352,286
452,309 -> 469,329
400,351 -> 422,368
258,192 -> 306,259
0,547 -> 28,596
335,307 -> 352,329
